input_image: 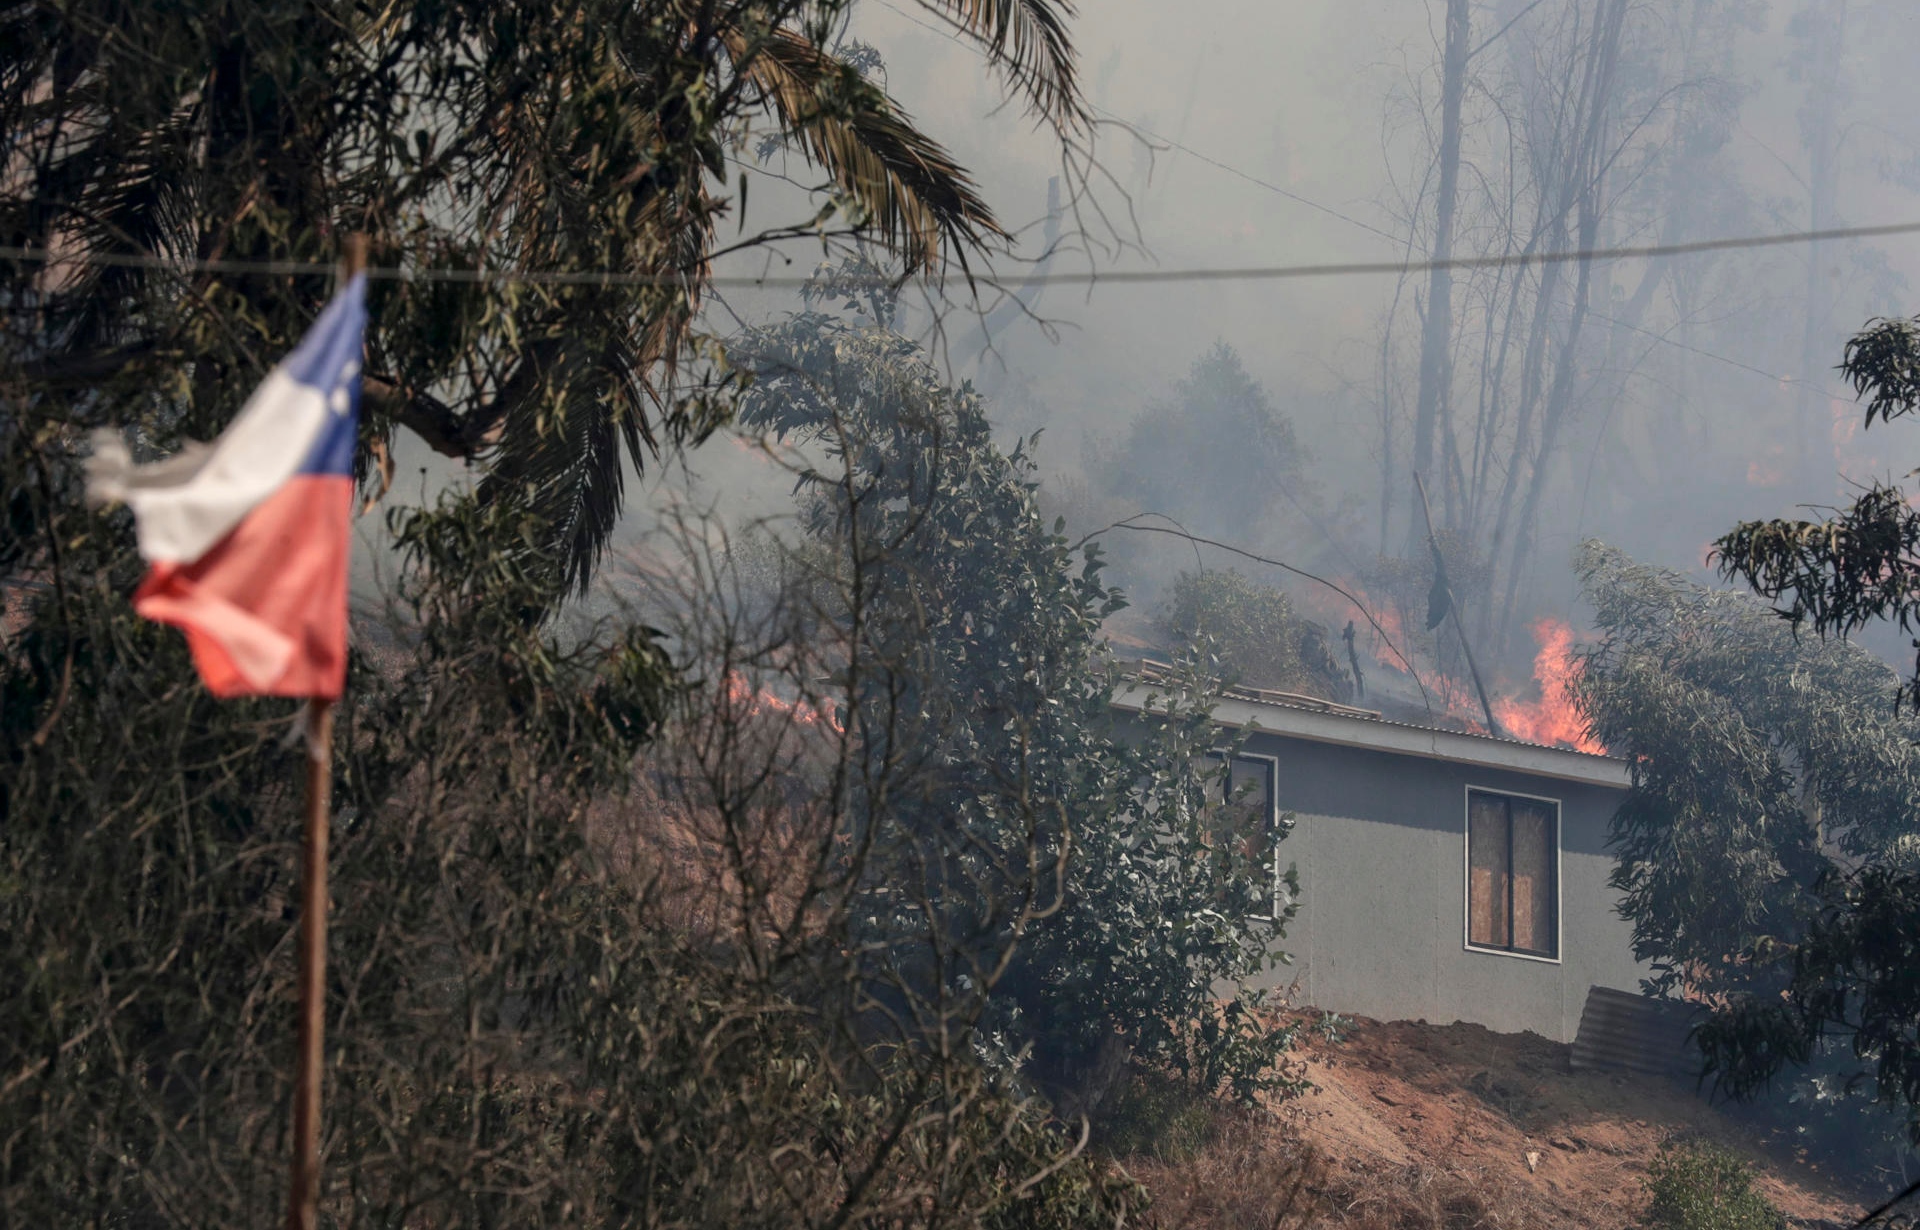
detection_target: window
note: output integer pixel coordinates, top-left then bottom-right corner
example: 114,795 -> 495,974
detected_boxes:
1466,789 -> 1558,959
1207,752 -> 1285,919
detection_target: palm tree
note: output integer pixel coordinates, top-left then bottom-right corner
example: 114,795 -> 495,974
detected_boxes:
1,0 -> 1085,598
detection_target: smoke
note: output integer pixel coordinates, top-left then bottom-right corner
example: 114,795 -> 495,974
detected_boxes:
575,0 -> 1920,717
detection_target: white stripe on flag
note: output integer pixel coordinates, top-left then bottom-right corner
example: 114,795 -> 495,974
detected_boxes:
87,369 -> 332,562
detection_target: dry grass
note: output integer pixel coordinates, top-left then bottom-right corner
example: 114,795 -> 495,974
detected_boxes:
1124,1105 -> 1322,1230
1123,1099 -> 1544,1230
1129,1123 -> 1547,1230
1314,1162 -> 1542,1230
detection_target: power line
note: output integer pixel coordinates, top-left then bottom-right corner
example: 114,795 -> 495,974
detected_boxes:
865,0 -> 1853,386
4,219 -> 1918,289
868,0 -> 1860,380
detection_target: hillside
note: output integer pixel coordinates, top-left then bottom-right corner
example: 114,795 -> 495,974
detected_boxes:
1128,1015 -> 1881,1229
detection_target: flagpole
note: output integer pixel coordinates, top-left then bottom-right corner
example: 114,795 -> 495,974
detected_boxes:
287,233 -> 364,1230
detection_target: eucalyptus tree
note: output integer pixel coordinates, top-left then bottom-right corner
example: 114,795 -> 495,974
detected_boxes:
1,0 -> 1087,601
1374,0 -> 1754,659
1696,317 -> 1920,1138
1570,540 -> 1920,1006
1090,342 -> 1314,551
727,267 -> 1304,1117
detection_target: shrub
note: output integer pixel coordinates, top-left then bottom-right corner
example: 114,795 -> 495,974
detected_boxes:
732,292 -> 1308,1117
1642,1139 -> 1783,1230
1160,569 -> 1348,699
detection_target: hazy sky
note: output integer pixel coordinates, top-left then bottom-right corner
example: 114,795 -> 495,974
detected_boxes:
607,0 -> 1920,683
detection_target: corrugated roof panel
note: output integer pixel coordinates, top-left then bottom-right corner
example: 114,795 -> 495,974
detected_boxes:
1569,986 -> 1699,1078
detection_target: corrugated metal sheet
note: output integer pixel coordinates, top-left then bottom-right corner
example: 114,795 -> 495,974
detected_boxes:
1570,985 -> 1699,1078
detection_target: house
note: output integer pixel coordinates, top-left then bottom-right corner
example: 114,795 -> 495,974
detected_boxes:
1114,675 -> 1641,1046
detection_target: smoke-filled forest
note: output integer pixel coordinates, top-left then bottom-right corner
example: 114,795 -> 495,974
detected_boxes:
11,1 -> 1920,1227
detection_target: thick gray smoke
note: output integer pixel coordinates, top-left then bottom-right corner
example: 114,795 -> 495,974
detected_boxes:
608,0 -> 1920,704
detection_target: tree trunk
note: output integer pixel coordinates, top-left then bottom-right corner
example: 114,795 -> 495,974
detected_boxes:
1409,0 -> 1472,541
1497,0 -> 1630,651
1797,0 -> 1848,500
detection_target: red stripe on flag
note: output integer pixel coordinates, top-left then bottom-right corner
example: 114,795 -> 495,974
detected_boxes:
134,476 -> 354,699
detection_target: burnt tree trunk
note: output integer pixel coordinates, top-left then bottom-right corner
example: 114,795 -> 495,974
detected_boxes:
1797,0 -> 1848,500
1409,0 -> 1472,540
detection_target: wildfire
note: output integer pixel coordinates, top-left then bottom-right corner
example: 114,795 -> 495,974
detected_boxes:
724,673 -> 843,732
1830,394 -> 1860,449
1491,619 -> 1604,755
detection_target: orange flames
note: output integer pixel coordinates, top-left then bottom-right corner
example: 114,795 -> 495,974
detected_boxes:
724,672 -> 843,732
1492,619 -> 1604,754
1300,577 -> 1500,729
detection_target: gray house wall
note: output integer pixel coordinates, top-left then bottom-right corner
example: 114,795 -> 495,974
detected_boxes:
1113,685 -> 1643,1045
1242,728 -> 1641,1044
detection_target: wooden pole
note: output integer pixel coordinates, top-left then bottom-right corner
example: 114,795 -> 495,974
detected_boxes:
287,232 -> 364,1230
287,697 -> 333,1230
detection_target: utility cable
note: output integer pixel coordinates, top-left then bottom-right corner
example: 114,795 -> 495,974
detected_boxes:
1589,307 -> 1806,386
4,219 -> 1917,289
873,0 -> 1866,384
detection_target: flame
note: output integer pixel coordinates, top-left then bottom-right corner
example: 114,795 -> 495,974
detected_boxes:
724,673 -> 843,732
1830,394 -> 1860,449
1491,619 -> 1604,754
1299,577 -> 1497,727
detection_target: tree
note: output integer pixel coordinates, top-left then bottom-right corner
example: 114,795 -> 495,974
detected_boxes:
1373,0 -> 1727,657
2,0 -> 1084,602
1088,343 -> 1313,548
1689,316 -> 1920,1138
3,359 -> 1157,1224
1408,0 -> 1470,506
1716,316 -> 1920,709
1158,569 -> 1350,700
1569,541 -> 1920,1008
730,273 -> 1303,1116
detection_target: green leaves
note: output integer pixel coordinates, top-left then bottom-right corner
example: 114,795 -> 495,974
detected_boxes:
733,284 -> 1300,1114
1714,486 -> 1920,711
915,0 -> 1087,132
1576,541 -> 1920,1145
1640,1139 -> 1783,1230
1712,315 -> 1920,712
3,0 -> 1081,609
1844,316 -> 1920,428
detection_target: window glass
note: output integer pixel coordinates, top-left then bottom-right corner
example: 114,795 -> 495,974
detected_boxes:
1225,755 -> 1273,867
1467,792 -> 1510,948
1510,798 -> 1556,955
1205,752 -> 1279,918
1467,790 -> 1558,958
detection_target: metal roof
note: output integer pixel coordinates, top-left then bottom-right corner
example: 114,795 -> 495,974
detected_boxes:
1112,679 -> 1632,789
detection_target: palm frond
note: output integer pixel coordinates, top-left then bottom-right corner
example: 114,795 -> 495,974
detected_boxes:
723,26 -> 1005,273
474,337 -> 629,600
913,0 -> 1086,132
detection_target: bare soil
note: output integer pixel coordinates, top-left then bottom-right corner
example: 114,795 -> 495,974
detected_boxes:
1129,1014 -> 1881,1229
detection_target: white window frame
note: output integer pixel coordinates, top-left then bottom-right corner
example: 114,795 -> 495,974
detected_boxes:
1461,783 -> 1563,965
1208,750 -> 1286,921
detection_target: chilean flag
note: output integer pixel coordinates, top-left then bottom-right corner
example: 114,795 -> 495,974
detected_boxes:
87,275 -> 367,699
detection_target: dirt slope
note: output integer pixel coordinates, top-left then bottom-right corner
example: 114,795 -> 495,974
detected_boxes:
1133,1015 -> 1878,1229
